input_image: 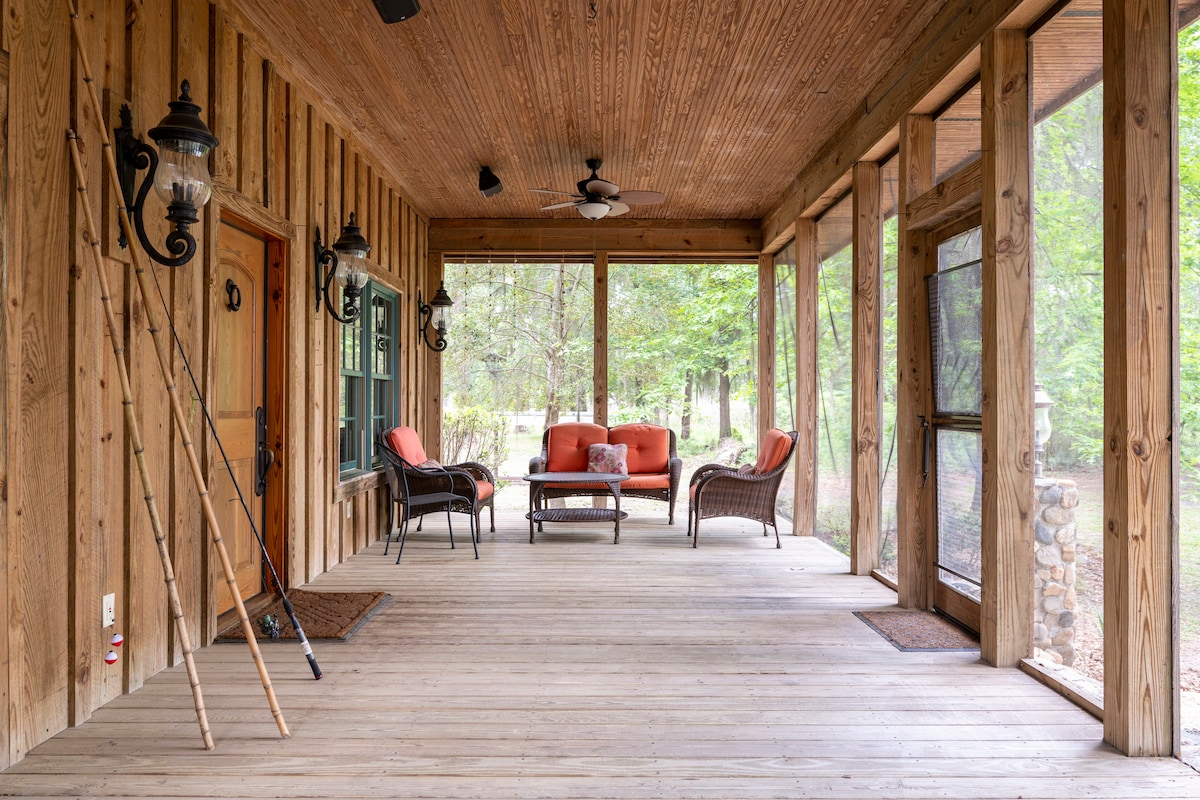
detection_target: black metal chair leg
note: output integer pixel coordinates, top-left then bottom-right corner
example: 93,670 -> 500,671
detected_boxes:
446,509 -> 455,549
384,501 -> 395,555
395,516 -> 411,564
469,508 -> 479,559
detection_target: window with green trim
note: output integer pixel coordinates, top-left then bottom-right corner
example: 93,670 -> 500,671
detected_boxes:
339,283 -> 399,476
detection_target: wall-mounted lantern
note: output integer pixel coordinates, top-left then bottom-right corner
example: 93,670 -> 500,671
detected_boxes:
115,80 -> 219,267
314,213 -> 371,324
418,282 -> 454,351
1033,381 -> 1054,478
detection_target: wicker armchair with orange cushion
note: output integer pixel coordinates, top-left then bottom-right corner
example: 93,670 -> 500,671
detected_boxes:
382,426 -> 496,540
687,429 -> 799,548
527,422 -> 683,523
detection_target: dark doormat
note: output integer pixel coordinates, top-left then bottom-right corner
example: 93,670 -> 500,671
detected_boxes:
854,609 -> 980,652
216,591 -> 389,642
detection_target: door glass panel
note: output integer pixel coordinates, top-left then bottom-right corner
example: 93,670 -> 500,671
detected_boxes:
936,428 -> 983,602
928,259 -> 984,416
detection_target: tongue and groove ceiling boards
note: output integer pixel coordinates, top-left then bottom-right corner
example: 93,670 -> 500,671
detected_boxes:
222,0 -> 952,221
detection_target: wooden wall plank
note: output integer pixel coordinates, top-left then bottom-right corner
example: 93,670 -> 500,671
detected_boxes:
210,14 -> 238,188
169,0 -> 210,668
264,63 -> 287,217
238,37 -> 265,204
305,111 -> 327,581
10,0 -> 72,762
850,161 -> 881,577
127,0 -> 172,693
1101,0 -> 1176,757
285,84 -> 308,587
757,253 -> 776,447
0,42 -> 12,771
793,219 -> 818,538
896,114 -> 935,609
980,28 -> 1033,668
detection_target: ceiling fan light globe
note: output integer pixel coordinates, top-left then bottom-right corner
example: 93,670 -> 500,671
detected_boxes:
577,200 -> 611,220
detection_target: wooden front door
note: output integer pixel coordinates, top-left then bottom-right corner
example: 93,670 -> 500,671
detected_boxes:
213,221 -> 269,615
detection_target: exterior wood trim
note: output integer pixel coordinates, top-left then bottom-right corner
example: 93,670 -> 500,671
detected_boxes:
980,28 -> 1034,668
851,161 -> 882,577
793,219 -> 819,537
429,219 -> 761,257
593,252 -> 609,429
1101,0 -> 1177,757
906,159 -> 983,232
757,253 -> 776,446
896,114 -> 935,609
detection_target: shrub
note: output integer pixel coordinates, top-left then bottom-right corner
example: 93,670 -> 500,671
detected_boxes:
443,407 -> 509,475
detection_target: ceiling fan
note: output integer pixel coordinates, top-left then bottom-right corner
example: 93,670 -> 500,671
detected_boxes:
533,159 -> 665,220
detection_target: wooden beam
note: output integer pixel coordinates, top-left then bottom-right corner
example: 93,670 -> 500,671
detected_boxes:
757,253 -> 776,447
906,159 -> 983,232
896,115 -> 935,609
429,219 -> 761,257
979,28 -> 1033,669
1102,0 -> 1176,757
761,0 -> 1057,250
793,219 -> 818,537
851,161 -> 882,577
593,253 -> 609,429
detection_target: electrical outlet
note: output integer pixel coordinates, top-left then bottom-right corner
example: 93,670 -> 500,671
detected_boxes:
102,593 -> 115,628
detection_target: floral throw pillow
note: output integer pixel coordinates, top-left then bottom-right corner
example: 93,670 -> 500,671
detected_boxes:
587,443 -> 628,475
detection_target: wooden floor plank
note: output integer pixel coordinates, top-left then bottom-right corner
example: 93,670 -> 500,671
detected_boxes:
3,511 -> 1199,798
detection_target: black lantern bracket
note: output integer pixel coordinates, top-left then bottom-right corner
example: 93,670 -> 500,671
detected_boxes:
314,213 -> 371,325
418,282 -> 454,351
115,80 -> 219,268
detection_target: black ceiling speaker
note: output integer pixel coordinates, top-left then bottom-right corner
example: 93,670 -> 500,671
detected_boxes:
478,166 -> 503,198
372,0 -> 420,23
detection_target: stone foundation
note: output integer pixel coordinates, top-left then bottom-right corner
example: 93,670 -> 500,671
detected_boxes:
1033,477 -> 1078,666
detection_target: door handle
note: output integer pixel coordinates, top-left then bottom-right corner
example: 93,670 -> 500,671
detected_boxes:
255,406 -> 274,496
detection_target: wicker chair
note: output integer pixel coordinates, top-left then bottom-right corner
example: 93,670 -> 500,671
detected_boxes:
687,429 -> 799,548
379,440 -> 479,562
382,426 -> 496,538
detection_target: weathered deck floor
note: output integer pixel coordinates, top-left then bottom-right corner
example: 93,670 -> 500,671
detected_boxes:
4,510 -> 1199,799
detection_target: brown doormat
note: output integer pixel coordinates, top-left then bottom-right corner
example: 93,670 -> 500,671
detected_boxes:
216,591 -> 389,642
854,609 -> 980,651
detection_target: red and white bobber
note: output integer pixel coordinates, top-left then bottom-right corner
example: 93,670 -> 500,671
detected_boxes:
110,633 -> 124,648
104,651 -> 118,665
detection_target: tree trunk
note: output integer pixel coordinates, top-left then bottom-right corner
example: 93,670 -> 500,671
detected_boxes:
543,264 -> 567,427
682,370 -> 693,440
718,358 -> 732,439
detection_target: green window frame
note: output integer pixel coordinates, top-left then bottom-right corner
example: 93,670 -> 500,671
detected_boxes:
339,283 -> 400,476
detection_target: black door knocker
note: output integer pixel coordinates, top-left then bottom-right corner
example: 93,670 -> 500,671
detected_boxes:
225,279 -> 242,312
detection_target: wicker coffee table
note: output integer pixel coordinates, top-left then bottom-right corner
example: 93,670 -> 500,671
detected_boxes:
524,472 -> 629,544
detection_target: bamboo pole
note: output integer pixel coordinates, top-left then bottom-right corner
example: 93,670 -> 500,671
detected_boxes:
66,131 -> 215,751
66,0 -> 290,738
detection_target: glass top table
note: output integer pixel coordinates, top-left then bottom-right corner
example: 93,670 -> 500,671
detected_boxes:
523,472 -> 629,544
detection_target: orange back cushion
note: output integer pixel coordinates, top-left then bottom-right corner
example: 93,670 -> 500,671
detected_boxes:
546,423 -> 608,472
609,424 -> 669,474
753,429 -> 793,474
386,426 -> 428,465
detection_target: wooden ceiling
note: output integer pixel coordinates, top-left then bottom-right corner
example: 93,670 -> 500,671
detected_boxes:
223,0 -> 954,222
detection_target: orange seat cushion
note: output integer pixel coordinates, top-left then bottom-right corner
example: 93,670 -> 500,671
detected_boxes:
753,429 -> 793,474
475,481 -> 494,501
386,426 -> 428,464
609,424 -> 670,473
546,423 -> 608,472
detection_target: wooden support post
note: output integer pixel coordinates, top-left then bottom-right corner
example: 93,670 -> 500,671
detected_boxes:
593,252 -> 609,429
1102,0 -> 1177,757
980,27 -> 1034,668
896,114 -> 935,608
426,250 -> 444,456
757,253 -> 776,447
793,219 -> 819,537
851,161 -> 882,576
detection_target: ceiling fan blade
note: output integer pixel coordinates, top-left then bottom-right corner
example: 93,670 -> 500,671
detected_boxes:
607,200 -> 631,216
531,188 -> 580,197
540,200 -> 580,211
612,190 -> 664,205
585,178 -> 620,196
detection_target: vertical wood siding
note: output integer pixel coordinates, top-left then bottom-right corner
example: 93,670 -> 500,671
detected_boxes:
0,0 -> 430,769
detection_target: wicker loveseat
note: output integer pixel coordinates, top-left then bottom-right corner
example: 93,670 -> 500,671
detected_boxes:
528,422 -> 683,523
